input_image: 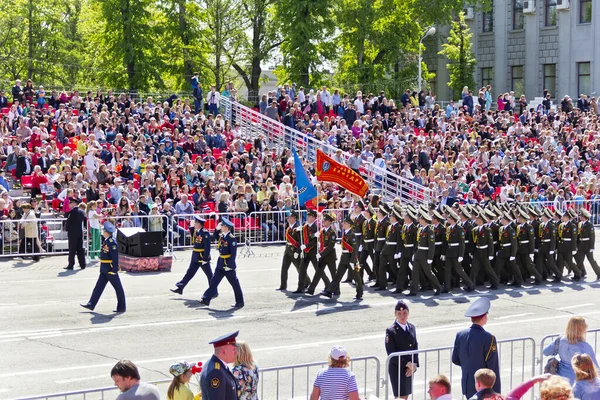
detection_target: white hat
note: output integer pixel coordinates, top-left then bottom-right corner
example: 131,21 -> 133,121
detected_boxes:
330,346 -> 347,360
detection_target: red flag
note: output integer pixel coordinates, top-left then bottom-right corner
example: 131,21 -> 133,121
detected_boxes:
315,149 -> 369,197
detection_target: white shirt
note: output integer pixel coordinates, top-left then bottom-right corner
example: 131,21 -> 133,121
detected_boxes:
435,395 -> 456,400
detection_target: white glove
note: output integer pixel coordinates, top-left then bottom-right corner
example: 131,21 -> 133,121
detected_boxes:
549,251 -> 555,255
316,253 -> 321,261
572,251 -> 577,255
301,245 -> 307,251
590,249 -> 594,253
534,249 -> 539,253
458,257 -> 463,263
440,255 -> 446,261
394,253 -> 400,259
411,255 -> 415,262
510,256 -> 516,261
314,232 -> 320,238
529,254 -> 534,262
293,253 -> 299,259
427,259 -> 433,264
216,222 -> 222,230
295,226 -> 302,232
358,245 -> 363,252
489,256 -> 494,261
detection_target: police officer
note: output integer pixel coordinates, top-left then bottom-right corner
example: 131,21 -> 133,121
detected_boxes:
376,205 -> 400,291
496,211 -> 524,287
385,301 -> 419,399
409,210 -> 442,296
452,298 -> 501,399
372,204 -> 390,288
277,211 -> 304,291
80,222 -> 126,313
576,209 -> 600,280
171,216 -> 214,295
64,198 -> 87,270
359,204 -> 377,282
199,218 -> 244,308
515,208 -> 542,284
321,217 -> 363,300
294,209 -> 318,294
200,331 -> 238,400
471,211 -> 499,290
395,210 -> 418,294
307,213 -> 337,295
557,209 -> 581,280
444,208 -> 474,292
538,208 -> 562,283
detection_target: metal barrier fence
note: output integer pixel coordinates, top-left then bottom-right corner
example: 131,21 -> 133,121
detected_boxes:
0,216 -> 75,258
170,211 -> 249,251
537,328 -> 600,375
518,199 -> 600,226
96,214 -> 173,255
384,337 -> 537,400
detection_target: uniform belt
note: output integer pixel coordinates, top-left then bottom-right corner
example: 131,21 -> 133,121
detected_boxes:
418,246 -> 429,250
435,242 -> 442,245
542,239 -> 551,242
477,245 -> 488,249
502,243 -> 511,247
518,240 -> 529,244
449,243 -> 459,247
493,241 -> 498,245
377,238 -> 386,241
404,244 -> 414,247
386,242 -> 397,245
354,233 -> 362,236
193,249 -> 205,252
342,250 -> 350,254
562,238 -> 571,241
581,238 -> 590,241
364,239 -> 375,243
219,255 -> 231,259
100,260 -> 112,263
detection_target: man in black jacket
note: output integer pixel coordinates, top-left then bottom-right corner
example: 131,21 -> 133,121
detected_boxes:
64,198 -> 87,270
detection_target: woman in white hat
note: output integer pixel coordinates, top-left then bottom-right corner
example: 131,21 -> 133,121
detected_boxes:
310,346 -> 359,400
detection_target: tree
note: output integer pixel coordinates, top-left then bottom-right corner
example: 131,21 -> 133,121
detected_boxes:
438,12 -> 476,97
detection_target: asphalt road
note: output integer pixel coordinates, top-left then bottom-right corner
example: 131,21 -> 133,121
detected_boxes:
1,246 -> 600,400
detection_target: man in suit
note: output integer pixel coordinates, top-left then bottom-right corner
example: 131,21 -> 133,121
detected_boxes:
37,149 -> 51,173
200,331 -> 239,400
576,209 -> 600,280
80,222 -> 126,313
277,211 -> 304,291
385,300 -> 419,399
64,198 -> 87,270
307,213 -> 337,295
452,298 -> 501,398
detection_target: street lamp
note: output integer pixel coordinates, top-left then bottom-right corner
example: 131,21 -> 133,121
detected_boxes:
418,26 -> 436,93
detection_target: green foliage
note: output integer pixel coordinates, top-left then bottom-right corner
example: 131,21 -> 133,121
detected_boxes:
438,12 -> 476,98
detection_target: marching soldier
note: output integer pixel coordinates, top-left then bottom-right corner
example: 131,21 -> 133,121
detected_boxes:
321,217 -> 363,300
359,204 -> 377,282
516,209 -> 542,284
557,209 -> 582,281
171,216 -> 214,295
528,207 -> 543,277
277,211 -> 305,291
538,208 -> 562,283
199,218 -> 245,308
471,211 -> 500,290
395,210 -> 418,294
376,205 -> 400,291
307,213 -> 337,295
345,201 -> 367,284
431,210 -> 446,285
576,209 -> 600,280
444,209 -> 474,292
80,222 -> 126,313
459,205 -> 475,278
294,209 -> 318,294
496,212 -> 524,287
486,209 -> 500,277
409,210 -> 442,296
371,204 -> 390,288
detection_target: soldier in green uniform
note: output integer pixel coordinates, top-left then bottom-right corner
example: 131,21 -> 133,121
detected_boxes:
376,204 -> 400,291
538,208 -> 562,283
557,209 -> 582,280
459,205 -> 475,278
321,217 -> 363,300
443,208 -> 474,292
277,211 -> 303,291
359,204 -> 377,282
471,211 -> 500,290
431,210 -> 446,285
295,209 -> 318,294
528,207 -> 543,278
515,209 -> 542,284
395,209 -> 418,294
344,201 -> 367,284
307,213 -> 337,295
496,212 -> 523,287
576,209 -> 600,280
409,210 -> 442,296
371,204 -> 390,288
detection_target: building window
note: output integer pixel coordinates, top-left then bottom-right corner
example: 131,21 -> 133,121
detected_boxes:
546,0 -> 557,26
511,66 -> 524,95
580,0 -> 592,23
513,0 -> 524,29
543,64 -> 557,98
481,67 -> 493,88
578,62 -> 591,95
483,4 -> 494,32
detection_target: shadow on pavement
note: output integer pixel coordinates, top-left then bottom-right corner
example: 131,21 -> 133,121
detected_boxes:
57,269 -> 83,277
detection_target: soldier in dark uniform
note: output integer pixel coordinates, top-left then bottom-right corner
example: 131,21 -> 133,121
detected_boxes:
307,213 -> 337,295
344,201 -> 367,283
443,209 -> 474,292
431,210 -> 446,285
376,205 -> 400,291
538,208 -> 562,283
359,204 -> 377,282
452,298 -> 501,399
528,207 -> 542,278
471,211 -> 500,290
385,301 -> 419,399
576,209 -> 600,280
395,210 -> 418,294
294,209 -> 318,294
321,217 -> 363,300
515,209 -> 542,284
64,198 -> 87,270
200,331 -> 239,400
200,218 -> 244,308
80,222 -> 126,313
276,211 -> 304,291
496,212 -> 524,287
409,210 -> 442,296
171,216 -> 214,295
459,205 -> 475,277
557,209 -> 582,280
372,205 -> 390,287
485,209 -> 500,281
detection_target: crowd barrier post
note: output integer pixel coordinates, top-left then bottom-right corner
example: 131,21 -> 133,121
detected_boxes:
518,199 -> 600,226
0,216 -> 71,259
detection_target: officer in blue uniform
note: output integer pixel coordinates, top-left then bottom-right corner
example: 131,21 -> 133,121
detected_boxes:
199,217 -> 244,308
80,222 -> 127,313
200,331 -> 239,400
171,216 -> 216,296
452,297 -> 500,398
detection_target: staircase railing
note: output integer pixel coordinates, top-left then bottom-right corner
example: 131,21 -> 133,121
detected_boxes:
220,98 -> 435,206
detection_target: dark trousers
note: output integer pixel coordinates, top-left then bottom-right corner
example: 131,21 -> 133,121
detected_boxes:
516,252 -> 542,281
358,245 -> 375,280
495,256 -> 523,285
377,253 -> 397,289
557,249 -> 581,276
18,237 -> 40,261
208,103 -> 218,115
575,250 -> 600,277
396,257 -> 412,290
308,256 -> 336,293
373,247 -> 382,281
280,250 -> 305,289
67,235 -> 86,269
444,257 -> 473,290
327,262 -> 363,297
297,251 -> 317,290
177,256 -> 214,291
411,251 -> 442,293
89,271 -> 126,311
538,250 -> 561,279
471,250 -> 499,286
202,266 -> 244,305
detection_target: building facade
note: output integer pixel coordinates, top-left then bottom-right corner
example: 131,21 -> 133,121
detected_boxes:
426,0 -> 597,102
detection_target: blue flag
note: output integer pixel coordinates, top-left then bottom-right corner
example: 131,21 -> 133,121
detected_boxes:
293,148 -> 317,206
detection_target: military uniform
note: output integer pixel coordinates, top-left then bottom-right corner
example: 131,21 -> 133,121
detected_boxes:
296,219 -> 318,292
444,222 -> 474,291
322,225 -> 362,299
471,222 -> 500,288
200,218 -> 244,307
173,218 -> 213,294
200,331 -> 239,400
515,217 -> 542,283
537,216 -> 562,281
358,215 -> 376,281
385,304 -> 419,397
495,223 -> 523,286
460,217 -> 475,277
377,218 -> 400,290
432,220 -> 446,283
410,217 -> 442,295
557,217 -> 581,279
396,220 -> 417,291
575,215 -> 600,279
278,220 -> 304,290
307,225 -> 337,294
373,214 -> 390,285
